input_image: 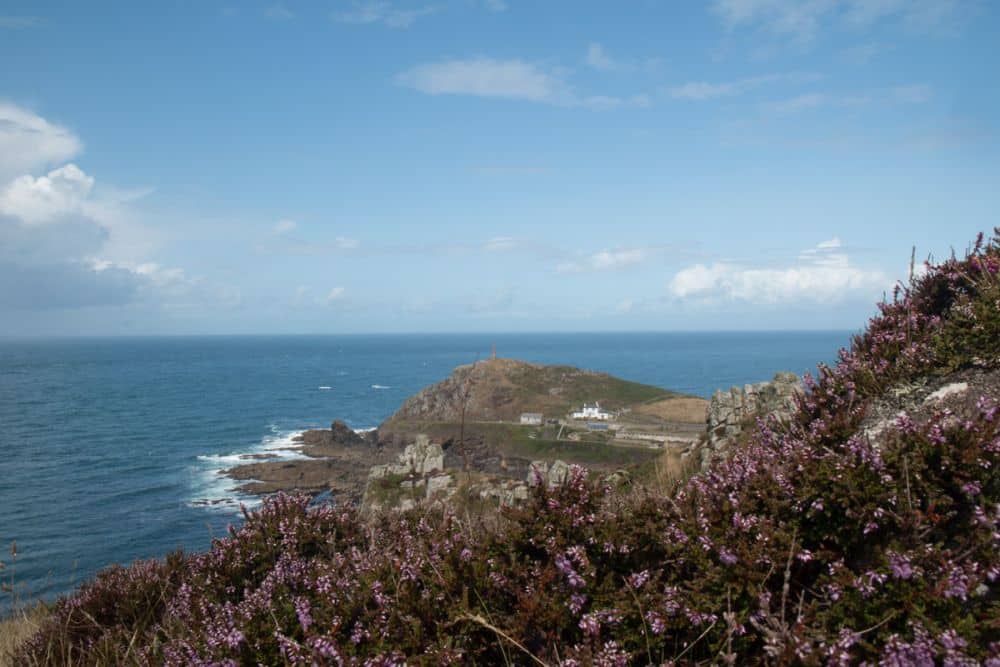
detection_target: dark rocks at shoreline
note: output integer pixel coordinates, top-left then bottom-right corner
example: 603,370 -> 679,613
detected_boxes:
221,420 -> 401,498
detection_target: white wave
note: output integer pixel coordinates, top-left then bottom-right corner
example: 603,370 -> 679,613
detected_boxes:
371,384 -> 391,390
188,428 -> 308,512
318,386 -> 332,390
354,426 -> 377,433
196,453 -> 254,464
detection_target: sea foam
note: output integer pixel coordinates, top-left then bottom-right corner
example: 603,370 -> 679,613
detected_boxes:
188,426 -> 309,511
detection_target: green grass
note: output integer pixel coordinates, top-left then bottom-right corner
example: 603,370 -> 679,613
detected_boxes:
392,420 -> 658,467
504,364 -> 678,413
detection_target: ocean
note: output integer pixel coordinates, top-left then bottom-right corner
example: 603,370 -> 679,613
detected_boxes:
0,331 -> 851,612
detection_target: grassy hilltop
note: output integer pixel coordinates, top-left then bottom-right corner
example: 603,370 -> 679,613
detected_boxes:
380,357 -> 680,431
7,231 -> 1000,665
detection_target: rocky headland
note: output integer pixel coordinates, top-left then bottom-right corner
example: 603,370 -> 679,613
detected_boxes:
221,357 -> 710,507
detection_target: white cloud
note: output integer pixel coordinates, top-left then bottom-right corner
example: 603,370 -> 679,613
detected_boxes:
484,236 -> 518,252
615,298 -> 634,314
889,84 -> 933,104
712,0 -> 967,42
764,85 -> 931,114
274,219 -> 297,234
481,0 -> 507,11
263,4 -> 294,19
557,248 -> 650,274
765,92 -> 870,114
0,103 -> 83,182
397,58 -> 650,110
667,238 -> 888,304
668,81 -> 743,101
840,42 -> 891,64
334,236 -> 360,249
0,15 -> 39,28
712,0 -> 836,42
586,42 -> 615,71
325,286 -> 347,303
333,1 -> 438,29
842,0 -> 905,26
0,164 -> 95,225
666,73 -> 819,101
397,58 -> 566,102
0,108 -> 235,316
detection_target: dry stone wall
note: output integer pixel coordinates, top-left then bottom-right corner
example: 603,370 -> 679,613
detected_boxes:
701,372 -> 802,469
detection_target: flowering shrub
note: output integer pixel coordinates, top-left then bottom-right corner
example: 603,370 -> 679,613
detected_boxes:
18,231 -> 1000,665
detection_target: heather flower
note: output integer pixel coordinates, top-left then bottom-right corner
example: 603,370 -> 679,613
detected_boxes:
579,613 -> 601,637
627,569 -> 650,588
888,552 -> 915,580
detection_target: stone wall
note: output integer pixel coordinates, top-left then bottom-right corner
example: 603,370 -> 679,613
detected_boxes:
701,372 -> 802,468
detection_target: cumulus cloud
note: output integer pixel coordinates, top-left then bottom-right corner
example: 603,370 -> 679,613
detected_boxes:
667,238 -> 888,304
333,1 -> 438,28
0,106 -> 231,314
0,103 -> 82,182
557,248 -> 650,274
0,164 -> 94,224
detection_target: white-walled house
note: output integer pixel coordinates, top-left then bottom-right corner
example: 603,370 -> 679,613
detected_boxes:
520,413 -> 543,425
570,402 -> 614,421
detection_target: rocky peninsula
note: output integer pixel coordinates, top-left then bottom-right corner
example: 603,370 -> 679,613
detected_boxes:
221,357 -> 712,507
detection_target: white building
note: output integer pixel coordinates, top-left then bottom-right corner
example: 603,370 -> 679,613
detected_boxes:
570,402 -> 614,421
520,413 -> 543,425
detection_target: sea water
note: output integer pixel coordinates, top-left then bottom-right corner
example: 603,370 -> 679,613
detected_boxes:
0,331 -> 851,611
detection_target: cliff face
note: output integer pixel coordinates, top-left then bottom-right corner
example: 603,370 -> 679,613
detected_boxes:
380,357 -> 672,431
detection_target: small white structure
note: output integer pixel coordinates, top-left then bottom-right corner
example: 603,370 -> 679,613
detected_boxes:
571,402 -> 614,421
520,413 -> 543,425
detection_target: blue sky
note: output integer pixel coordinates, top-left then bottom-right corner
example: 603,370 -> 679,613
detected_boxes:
0,0 -> 997,335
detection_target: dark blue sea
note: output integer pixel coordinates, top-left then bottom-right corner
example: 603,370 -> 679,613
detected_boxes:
0,332 -> 851,612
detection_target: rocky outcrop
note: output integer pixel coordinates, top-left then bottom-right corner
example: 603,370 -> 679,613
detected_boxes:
368,435 -> 444,479
364,435 -> 455,513
699,372 -> 802,468
527,459 -> 571,487
860,368 -> 1000,443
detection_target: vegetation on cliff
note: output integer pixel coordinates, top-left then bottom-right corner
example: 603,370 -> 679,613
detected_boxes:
11,231 -> 1000,665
